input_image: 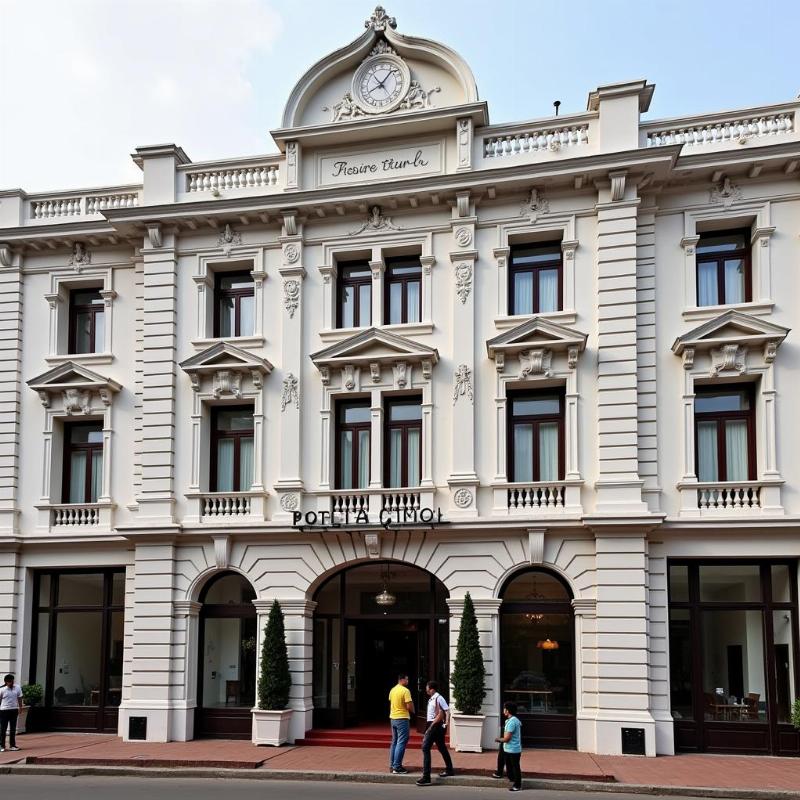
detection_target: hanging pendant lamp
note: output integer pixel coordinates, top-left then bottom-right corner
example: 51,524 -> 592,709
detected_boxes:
374,565 -> 397,607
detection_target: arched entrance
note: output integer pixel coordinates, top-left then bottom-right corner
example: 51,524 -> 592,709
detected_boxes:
499,568 -> 576,749
312,561 -> 449,731
195,572 -> 257,738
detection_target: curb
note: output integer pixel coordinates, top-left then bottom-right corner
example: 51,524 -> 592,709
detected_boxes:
1,763 -> 799,799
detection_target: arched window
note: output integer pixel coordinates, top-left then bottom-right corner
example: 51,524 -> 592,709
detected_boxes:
500,568 -> 576,749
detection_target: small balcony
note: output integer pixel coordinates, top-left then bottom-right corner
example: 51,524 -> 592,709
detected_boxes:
36,502 -> 115,531
678,480 -> 784,518
492,481 -> 582,518
314,487 -> 436,526
185,491 -> 267,524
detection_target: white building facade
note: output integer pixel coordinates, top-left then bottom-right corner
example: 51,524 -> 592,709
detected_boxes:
1,6 -> 799,757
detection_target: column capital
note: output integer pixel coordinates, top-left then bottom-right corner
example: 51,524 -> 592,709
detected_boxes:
173,600 -> 201,617
253,598 -> 317,616
447,597 -> 502,615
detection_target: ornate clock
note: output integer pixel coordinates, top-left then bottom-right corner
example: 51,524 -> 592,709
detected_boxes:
351,55 -> 410,114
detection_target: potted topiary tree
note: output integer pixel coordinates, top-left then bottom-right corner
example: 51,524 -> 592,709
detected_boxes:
450,592 -> 486,752
252,599 -> 293,746
791,698 -> 800,731
18,684 -> 43,734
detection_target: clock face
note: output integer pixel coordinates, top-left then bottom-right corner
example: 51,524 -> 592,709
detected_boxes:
352,56 -> 410,114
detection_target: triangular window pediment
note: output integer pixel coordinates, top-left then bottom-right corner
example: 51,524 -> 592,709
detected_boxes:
27,361 -> 121,410
179,342 -> 273,376
486,317 -> 588,358
672,310 -> 789,356
311,327 -> 438,369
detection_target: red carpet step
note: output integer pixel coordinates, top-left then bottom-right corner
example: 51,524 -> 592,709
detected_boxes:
296,725 -> 435,749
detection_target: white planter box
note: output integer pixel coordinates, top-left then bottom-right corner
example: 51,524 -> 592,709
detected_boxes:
251,708 -> 293,746
16,707 -> 28,734
451,713 -> 485,752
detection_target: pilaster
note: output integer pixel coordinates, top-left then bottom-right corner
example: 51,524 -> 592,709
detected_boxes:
447,195 -> 479,516
0,549 -> 20,671
136,228 -> 178,525
0,253 -> 22,536
274,218 -> 307,520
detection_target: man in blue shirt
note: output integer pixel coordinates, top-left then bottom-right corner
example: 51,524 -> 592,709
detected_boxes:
495,701 -> 522,792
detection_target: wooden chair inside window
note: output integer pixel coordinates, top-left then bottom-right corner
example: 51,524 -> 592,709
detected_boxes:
225,680 -> 240,705
704,692 -> 722,720
744,692 -> 760,720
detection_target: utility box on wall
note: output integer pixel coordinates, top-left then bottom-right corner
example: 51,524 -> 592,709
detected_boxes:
128,716 -> 147,741
621,727 -> 646,755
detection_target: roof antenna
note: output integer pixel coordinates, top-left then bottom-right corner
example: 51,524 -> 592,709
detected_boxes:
553,100 -> 561,116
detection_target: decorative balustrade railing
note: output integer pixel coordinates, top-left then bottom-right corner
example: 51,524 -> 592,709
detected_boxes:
507,483 -> 566,511
200,493 -> 253,520
483,125 -> 589,159
645,112 -> 794,148
696,483 -> 762,511
381,491 -> 422,514
184,163 -> 280,193
51,504 -> 101,526
29,190 -> 140,221
330,492 -> 370,515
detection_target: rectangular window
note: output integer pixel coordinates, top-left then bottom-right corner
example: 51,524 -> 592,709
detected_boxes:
210,406 -> 254,492
336,401 -> 371,490
508,390 -> 564,482
696,230 -> 751,307
385,258 -> 422,325
384,397 -> 422,488
214,271 -> 255,338
337,262 -> 372,329
694,386 -> 755,482
62,422 -> 103,503
509,242 -> 562,315
68,288 -> 105,354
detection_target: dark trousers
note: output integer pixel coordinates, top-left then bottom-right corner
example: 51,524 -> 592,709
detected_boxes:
505,751 -> 522,788
421,724 -> 453,778
496,742 -> 506,773
0,709 -> 18,749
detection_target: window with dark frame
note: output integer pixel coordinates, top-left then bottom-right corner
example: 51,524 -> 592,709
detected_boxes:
210,406 -> 254,492
213,271 -> 255,338
384,257 -> 422,325
384,397 -> 422,488
696,229 -> 752,307
336,400 -> 371,490
694,385 -> 755,482
62,422 -> 103,504
68,288 -> 105,354
508,389 -> 565,482
337,261 -> 372,329
509,242 -> 563,316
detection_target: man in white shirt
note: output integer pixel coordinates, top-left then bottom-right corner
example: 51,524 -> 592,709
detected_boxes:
416,680 -> 454,786
0,673 -> 23,752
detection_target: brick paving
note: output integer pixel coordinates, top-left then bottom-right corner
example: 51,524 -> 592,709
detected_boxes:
6,731 -> 800,791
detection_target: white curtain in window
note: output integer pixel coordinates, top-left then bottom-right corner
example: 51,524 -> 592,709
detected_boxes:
239,296 -> 255,337
407,281 -> 421,323
69,452 -> 87,503
724,260 -> 745,304
341,287 -> 354,328
514,273 -> 533,315
340,431 -> 353,490
407,429 -> 420,487
358,285 -> 371,326
697,263 -> 718,306
697,421 -> 719,481
357,430 -> 370,488
389,429 -> 402,487
389,283 -> 403,325
538,423 -> 559,481
239,437 -> 254,490
90,450 -> 103,502
513,424 -> 534,482
216,439 -> 235,492
219,298 -> 234,338
94,311 -> 105,352
725,421 -> 749,482
539,270 -> 559,313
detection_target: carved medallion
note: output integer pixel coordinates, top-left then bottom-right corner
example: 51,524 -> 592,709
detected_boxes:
453,488 -> 473,509
454,226 -> 472,247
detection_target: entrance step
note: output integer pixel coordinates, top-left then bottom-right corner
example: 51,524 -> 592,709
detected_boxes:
296,726 -> 445,749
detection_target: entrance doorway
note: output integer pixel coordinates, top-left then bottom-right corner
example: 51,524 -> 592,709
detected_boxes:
195,572 -> 257,739
312,562 -> 449,731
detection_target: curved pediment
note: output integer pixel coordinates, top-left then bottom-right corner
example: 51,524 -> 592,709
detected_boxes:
280,6 -> 479,130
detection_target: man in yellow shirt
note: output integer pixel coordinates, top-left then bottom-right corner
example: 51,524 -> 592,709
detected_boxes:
388,672 -> 414,774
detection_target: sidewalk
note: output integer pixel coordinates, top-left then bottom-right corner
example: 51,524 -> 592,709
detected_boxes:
3,733 -> 800,795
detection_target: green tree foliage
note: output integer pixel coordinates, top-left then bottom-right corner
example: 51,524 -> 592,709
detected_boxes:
257,599 -> 291,710
451,592 -> 486,715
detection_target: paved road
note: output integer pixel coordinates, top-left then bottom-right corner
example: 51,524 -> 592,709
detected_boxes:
0,775 -> 727,800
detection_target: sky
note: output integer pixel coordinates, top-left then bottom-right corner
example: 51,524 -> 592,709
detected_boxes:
1,0 -> 798,193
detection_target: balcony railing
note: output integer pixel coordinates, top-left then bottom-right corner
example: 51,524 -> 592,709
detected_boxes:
696,482 -> 761,511
179,155 -> 282,197
492,481 -> 582,517
318,487 -> 434,523
201,492 -> 253,519
643,108 -> 796,148
51,503 -> 101,526
507,483 -> 565,511
483,123 -> 590,159
27,188 -> 141,222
